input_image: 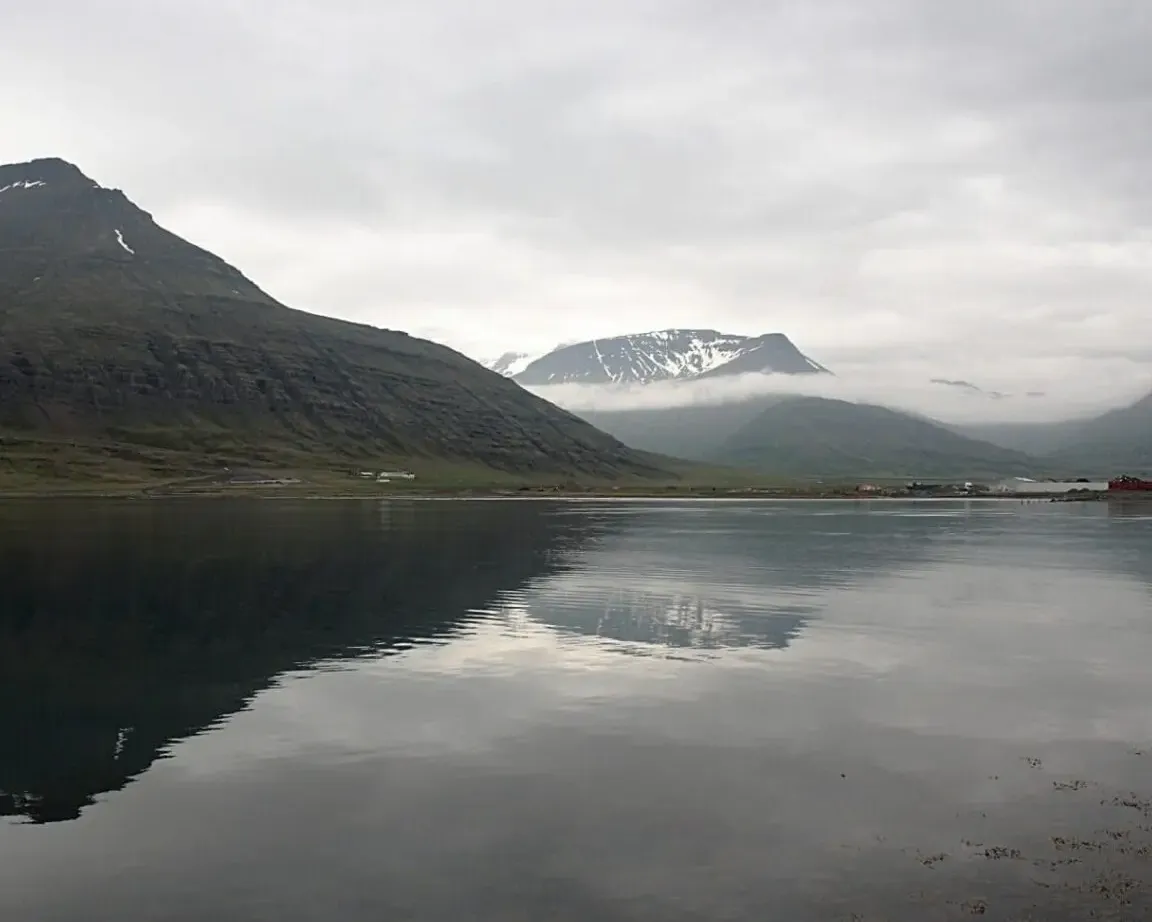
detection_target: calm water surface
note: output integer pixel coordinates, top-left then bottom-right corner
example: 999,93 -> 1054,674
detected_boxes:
2,498 -> 1151,920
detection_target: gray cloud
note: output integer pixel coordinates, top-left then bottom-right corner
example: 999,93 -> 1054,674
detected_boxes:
2,0 -> 1151,404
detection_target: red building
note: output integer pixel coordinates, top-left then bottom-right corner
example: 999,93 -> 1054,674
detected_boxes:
1108,475 -> 1152,491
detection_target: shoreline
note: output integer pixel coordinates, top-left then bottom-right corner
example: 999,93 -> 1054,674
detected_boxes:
0,485 -> 1134,502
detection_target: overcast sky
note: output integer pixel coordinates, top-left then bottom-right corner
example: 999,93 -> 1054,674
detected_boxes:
3,0 -> 1151,394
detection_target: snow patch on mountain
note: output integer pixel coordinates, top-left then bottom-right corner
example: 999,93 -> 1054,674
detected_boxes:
510,329 -> 828,386
485,351 -> 539,376
114,228 -> 135,255
0,180 -> 46,195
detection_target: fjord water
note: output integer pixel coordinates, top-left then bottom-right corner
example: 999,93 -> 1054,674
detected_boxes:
2,499 -> 1151,920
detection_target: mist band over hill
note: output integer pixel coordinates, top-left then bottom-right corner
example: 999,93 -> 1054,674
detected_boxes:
525,371 -> 1152,480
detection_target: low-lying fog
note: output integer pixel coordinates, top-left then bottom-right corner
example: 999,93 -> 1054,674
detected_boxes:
525,356 -> 1152,425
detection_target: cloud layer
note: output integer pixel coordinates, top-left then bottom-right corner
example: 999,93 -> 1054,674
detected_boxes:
528,353 -> 1152,425
2,0 -> 1150,394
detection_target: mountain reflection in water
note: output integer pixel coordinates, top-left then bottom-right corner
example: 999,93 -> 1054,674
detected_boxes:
0,499 -> 606,823
3,498 -> 1152,922
2,498 -> 1107,825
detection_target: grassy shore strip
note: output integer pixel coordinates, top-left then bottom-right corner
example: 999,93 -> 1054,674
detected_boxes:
0,477 -> 1108,501
0,464 -> 1112,501
0,434 -> 1118,499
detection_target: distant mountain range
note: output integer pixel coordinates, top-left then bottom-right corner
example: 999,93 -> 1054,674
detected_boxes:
717,397 -> 1037,479
578,389 -> 1152,480
957,391 -> 1152,474
487,329 -> 828,385
0,157 -> 667,484
579,395 -> 1036,479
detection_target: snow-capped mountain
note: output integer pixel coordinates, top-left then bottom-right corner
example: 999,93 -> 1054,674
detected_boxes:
484,351 -> 539,377
509,329 -> 829,386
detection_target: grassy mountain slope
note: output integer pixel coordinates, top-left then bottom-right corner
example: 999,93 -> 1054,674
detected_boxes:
957,391 -> 1152,477
711,397 -> 1037,478
578,394 -> 1037,478
0,158 -> 667,484
952,420 -> 1090,457
1042,392 -> 1152,475
577,396 -> 788,460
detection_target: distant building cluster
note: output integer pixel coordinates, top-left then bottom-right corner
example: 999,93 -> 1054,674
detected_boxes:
855,478 -> 1109,497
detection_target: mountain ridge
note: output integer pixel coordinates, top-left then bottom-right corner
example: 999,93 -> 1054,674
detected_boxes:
508,328 -> 828,386
579,394 -> 1041,479
710,396 -> 1037,478
958,389 -> 1152,475
0,157 -> 669,484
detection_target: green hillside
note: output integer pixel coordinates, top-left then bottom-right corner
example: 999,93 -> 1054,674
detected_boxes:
578,396 -> 786,460
710,397 -> 1038,479
0,158 -> 668,487
958,391 -> 1152,477
580,394 -> 1039,479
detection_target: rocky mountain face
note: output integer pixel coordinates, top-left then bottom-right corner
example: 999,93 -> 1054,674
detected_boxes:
0,158 -> 667,481
509,329 -> 828,386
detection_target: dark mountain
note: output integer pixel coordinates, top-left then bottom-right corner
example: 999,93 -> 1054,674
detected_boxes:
1045,393 -> 1152,475
581,395 -> 1037,479
0,158 -> 665,482
954,420 -> 1093,458
956,390 -> 1152,477
711,397 -> 1037,478
511,329 -> 828,386
579,395 -> 789,460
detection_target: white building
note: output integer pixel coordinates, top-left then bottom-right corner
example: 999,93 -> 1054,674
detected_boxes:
992,477 -> 1107,495
359,470 -> 417,482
